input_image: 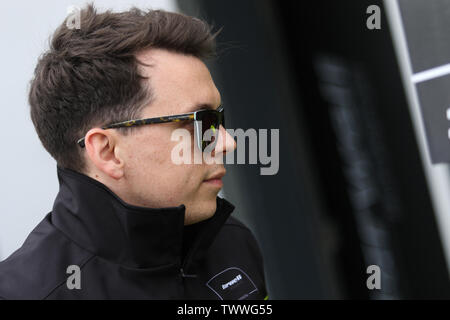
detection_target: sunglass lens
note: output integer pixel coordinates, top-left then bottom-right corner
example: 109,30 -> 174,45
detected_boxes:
196,108 -> 225,151
201,112 -> 219,151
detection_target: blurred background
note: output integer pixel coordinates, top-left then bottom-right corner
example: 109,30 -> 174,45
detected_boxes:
2,0 -> 450,299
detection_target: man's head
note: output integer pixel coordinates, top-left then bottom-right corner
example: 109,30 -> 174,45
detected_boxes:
29,4 -> 236,224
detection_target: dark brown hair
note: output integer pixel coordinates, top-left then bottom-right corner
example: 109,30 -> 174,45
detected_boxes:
29,3 -> 219,172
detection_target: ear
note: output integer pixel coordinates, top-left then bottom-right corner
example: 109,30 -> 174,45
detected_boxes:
84,128 -> 125,180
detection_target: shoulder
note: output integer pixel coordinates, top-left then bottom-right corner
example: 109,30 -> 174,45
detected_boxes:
221,216 -> 260,244
0,214 -> 92,300
218,216 -> 265,265
224,216 -> 253,232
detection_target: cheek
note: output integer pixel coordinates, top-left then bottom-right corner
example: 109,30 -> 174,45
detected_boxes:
124,131 -> 204,204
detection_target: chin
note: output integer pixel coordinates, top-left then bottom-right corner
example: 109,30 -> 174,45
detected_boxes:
199,201 -> 217,220
185,200 -> 217,225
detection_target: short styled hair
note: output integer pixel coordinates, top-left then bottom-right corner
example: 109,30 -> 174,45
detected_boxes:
29,4 -> 219,172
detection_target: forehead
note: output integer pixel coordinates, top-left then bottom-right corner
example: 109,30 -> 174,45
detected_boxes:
136,48 -> 221,116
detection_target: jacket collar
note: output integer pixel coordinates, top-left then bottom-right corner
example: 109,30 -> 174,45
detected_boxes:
51,166 -> 235,272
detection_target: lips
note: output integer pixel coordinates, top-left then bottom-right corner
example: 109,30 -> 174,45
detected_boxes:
203,171 -> 226,188
204,170 -> 226,181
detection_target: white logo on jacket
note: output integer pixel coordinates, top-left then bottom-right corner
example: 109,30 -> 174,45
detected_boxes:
221,274 -> 242,290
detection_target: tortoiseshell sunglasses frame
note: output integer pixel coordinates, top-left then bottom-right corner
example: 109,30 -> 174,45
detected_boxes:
77,105 -> 224,152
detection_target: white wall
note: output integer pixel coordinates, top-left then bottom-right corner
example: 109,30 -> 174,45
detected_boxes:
0,0 -> 179,260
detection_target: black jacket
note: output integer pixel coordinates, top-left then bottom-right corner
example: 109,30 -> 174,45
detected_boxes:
0,166 -> 267,300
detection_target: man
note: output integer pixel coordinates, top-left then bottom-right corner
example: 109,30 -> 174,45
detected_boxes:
0,4 -> 268,300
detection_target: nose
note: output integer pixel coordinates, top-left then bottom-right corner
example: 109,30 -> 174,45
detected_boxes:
212,125 -> 236,157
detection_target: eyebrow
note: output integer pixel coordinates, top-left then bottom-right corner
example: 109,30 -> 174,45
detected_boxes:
185,102 -> 222,114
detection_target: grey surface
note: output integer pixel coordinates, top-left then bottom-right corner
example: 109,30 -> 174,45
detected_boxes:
416,75 -> 450,163
399,0 -> 450,73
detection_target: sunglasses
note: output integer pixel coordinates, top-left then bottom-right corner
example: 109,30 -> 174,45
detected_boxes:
77,105 -> 225,152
